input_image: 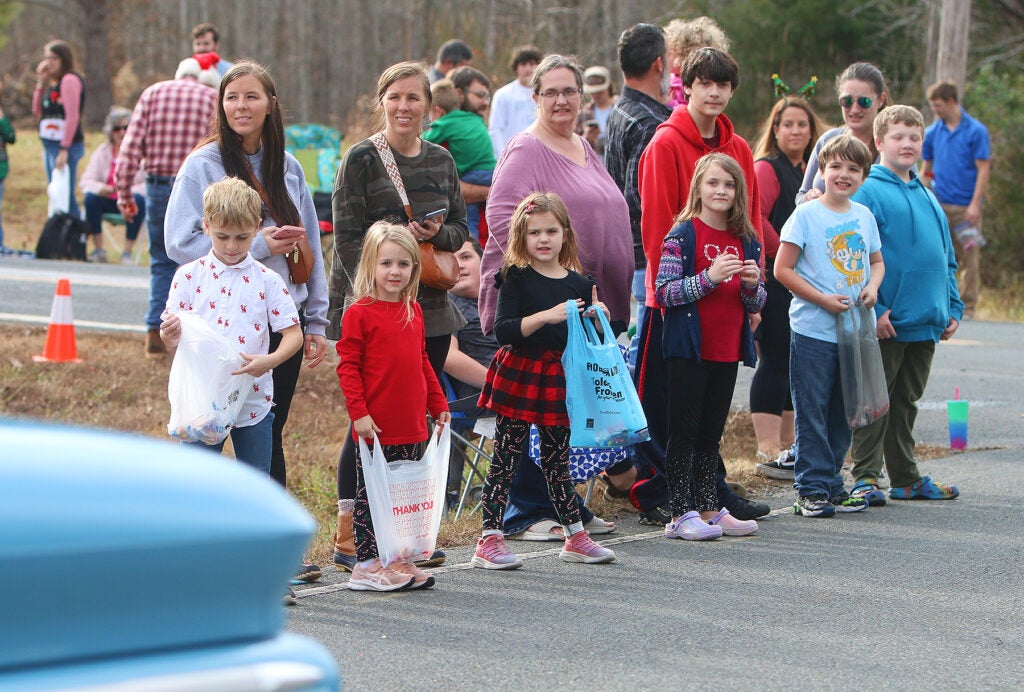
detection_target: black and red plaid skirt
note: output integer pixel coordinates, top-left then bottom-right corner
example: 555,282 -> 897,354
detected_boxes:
478,345 -> 568,426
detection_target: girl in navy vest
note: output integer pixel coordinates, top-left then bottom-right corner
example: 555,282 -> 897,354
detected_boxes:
655,153 -> 766,541
33,40 -> 85,220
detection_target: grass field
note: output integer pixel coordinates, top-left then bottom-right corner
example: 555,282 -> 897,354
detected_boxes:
0,129 -> 973,566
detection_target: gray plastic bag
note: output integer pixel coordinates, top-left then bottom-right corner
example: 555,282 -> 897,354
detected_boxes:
836,303 -> 890,429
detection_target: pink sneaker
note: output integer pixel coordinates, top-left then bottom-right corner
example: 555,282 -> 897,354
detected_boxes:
347,558 -> 415,591
560,530 -> 616,563
390,559 -> 435,589
665,511 -> 722,541
706,508 -> 758,536
471,534 -> 524,570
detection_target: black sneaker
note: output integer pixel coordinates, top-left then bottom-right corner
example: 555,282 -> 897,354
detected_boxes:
334,549 -> 357,573
293,562 -> 322,584
793,494 -> 836,517
414,549 -> 446,568
725,495 -> 770,520
755,448 -> 796,481
638,504 -> 672,526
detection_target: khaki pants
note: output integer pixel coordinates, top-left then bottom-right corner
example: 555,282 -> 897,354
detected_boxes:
941,203 -> 980,316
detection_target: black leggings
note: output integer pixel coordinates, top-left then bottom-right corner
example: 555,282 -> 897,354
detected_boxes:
268,325 -> 305,488
337,334 -> 450,498
665,357 -> 738,515
750,278 -> 793,415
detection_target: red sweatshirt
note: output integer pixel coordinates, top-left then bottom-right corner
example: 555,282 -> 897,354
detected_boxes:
638,108 -> 762,307
337,298 -> 448,445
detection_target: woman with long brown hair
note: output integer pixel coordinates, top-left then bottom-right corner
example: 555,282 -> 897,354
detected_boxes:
32,40 -> 85,220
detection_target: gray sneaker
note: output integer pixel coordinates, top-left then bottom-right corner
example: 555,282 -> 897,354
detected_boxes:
756,448 -> 795,480
793,494 -> 836,517
88,248 -> 108,263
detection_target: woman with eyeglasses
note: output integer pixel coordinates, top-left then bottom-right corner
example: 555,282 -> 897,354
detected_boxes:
797,62 -> 888,204
79,107 -> 146,263
477,54 -> 630,543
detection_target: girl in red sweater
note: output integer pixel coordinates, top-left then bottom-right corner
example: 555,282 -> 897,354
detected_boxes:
654,154 -> 766,541
337,221 -> 451,592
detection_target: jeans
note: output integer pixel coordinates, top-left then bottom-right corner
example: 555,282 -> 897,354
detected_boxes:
84,192 -> 146,241
189,412 -> 275,475
145,180 -> 174,329
42,139 -> 85,220
503,441 -> 594,536
790,332 -> 849,498
627,268 -> 646,368
461,168 -> 493,240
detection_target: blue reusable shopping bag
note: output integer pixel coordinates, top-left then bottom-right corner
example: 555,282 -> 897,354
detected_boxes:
561,300 -> 650,447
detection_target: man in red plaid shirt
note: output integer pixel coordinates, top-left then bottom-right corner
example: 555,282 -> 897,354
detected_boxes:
116,58 -> 217,358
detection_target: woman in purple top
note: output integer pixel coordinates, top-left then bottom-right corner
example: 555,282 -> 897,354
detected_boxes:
480,54 -> 632,338
478,54 -> 630,541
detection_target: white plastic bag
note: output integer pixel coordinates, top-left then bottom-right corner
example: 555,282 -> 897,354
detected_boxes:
359,426 -> 450,567
167,312 -> 255,445
837,303 -> 890,429
47,166 -> 71,217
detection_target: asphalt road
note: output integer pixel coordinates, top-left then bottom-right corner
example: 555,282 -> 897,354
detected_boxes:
286,320 -> 1023,690
4,257 -> 1022,690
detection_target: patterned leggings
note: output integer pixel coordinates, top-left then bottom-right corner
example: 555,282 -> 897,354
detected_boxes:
481,414 -> 580,532
354,441 -> 422,562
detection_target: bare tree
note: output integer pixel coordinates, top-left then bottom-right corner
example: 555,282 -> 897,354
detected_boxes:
937,0 -> 971,86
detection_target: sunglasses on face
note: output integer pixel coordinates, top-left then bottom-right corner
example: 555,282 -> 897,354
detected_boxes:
840,95 -> 873,109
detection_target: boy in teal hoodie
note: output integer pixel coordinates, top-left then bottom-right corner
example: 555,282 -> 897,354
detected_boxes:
849,105 -> 963,504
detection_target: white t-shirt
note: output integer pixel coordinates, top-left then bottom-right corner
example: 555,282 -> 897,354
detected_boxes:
489,80 -> 536,159
779,199 -> 881,343
164,251 -> 300,426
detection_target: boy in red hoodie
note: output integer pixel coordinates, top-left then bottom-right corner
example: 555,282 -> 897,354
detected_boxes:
634,47 -> 767,521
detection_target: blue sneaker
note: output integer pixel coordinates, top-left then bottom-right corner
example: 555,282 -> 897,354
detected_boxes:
889,475 -> 959,500
851,481 -> 887,507
793,494 -> 836,517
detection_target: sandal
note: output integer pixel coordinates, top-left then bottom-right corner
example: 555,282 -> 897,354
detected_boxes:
510,519 -> 564,541
584,516 -> 615,535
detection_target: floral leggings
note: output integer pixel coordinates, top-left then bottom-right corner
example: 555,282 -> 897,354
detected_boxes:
480,414 -> 581,532
354,441 -> 422,562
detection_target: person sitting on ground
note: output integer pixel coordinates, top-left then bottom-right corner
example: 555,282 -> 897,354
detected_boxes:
80,107 -> 146,264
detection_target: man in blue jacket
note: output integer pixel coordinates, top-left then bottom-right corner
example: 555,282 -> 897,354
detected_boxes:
849,105 -> 964,506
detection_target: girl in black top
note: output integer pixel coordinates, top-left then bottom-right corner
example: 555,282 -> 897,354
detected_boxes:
473,192 -> 617,570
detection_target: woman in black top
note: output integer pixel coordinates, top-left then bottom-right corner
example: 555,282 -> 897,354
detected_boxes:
749,96 -> 827,477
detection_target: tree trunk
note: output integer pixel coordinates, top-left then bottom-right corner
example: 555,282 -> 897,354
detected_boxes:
78,0 -> 113,127
937,0 -> 971,87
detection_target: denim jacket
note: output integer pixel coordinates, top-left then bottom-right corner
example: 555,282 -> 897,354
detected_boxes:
656,220 -> 765,367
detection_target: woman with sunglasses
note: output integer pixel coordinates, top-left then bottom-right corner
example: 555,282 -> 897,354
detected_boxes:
797,62 -> 888,204
79,107 -> 146,263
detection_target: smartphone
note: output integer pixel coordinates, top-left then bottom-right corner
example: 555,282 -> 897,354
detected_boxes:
418,207 -> 447,226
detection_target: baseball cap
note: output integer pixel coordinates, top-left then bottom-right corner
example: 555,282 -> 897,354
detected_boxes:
583,66 -> 611,94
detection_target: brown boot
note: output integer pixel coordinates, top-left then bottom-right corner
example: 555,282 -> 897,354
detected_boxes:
145,328 -> 167,359
333,510 -> 357,572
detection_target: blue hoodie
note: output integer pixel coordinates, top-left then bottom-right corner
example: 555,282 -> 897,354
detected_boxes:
852,164 -> 964,342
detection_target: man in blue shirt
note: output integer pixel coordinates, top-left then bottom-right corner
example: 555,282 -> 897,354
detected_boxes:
922,80 -> 990,318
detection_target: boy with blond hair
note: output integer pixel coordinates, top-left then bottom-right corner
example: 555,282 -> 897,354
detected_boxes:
775,135 -> 884,517
159,177 -> 302,473
849,105 -> 963,504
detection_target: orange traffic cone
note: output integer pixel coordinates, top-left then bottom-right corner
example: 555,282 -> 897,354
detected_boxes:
33,278 -> 82,363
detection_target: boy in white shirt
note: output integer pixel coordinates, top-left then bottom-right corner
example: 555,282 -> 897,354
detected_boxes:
160,177 -> 302,473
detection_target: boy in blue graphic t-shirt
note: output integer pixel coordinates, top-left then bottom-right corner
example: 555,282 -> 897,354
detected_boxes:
774,135 -> 884,518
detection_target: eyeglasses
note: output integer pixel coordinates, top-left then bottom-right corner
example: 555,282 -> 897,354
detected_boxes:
538,87 -> 581,100
467,89 -> 490,101
840,95 -> 873,110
